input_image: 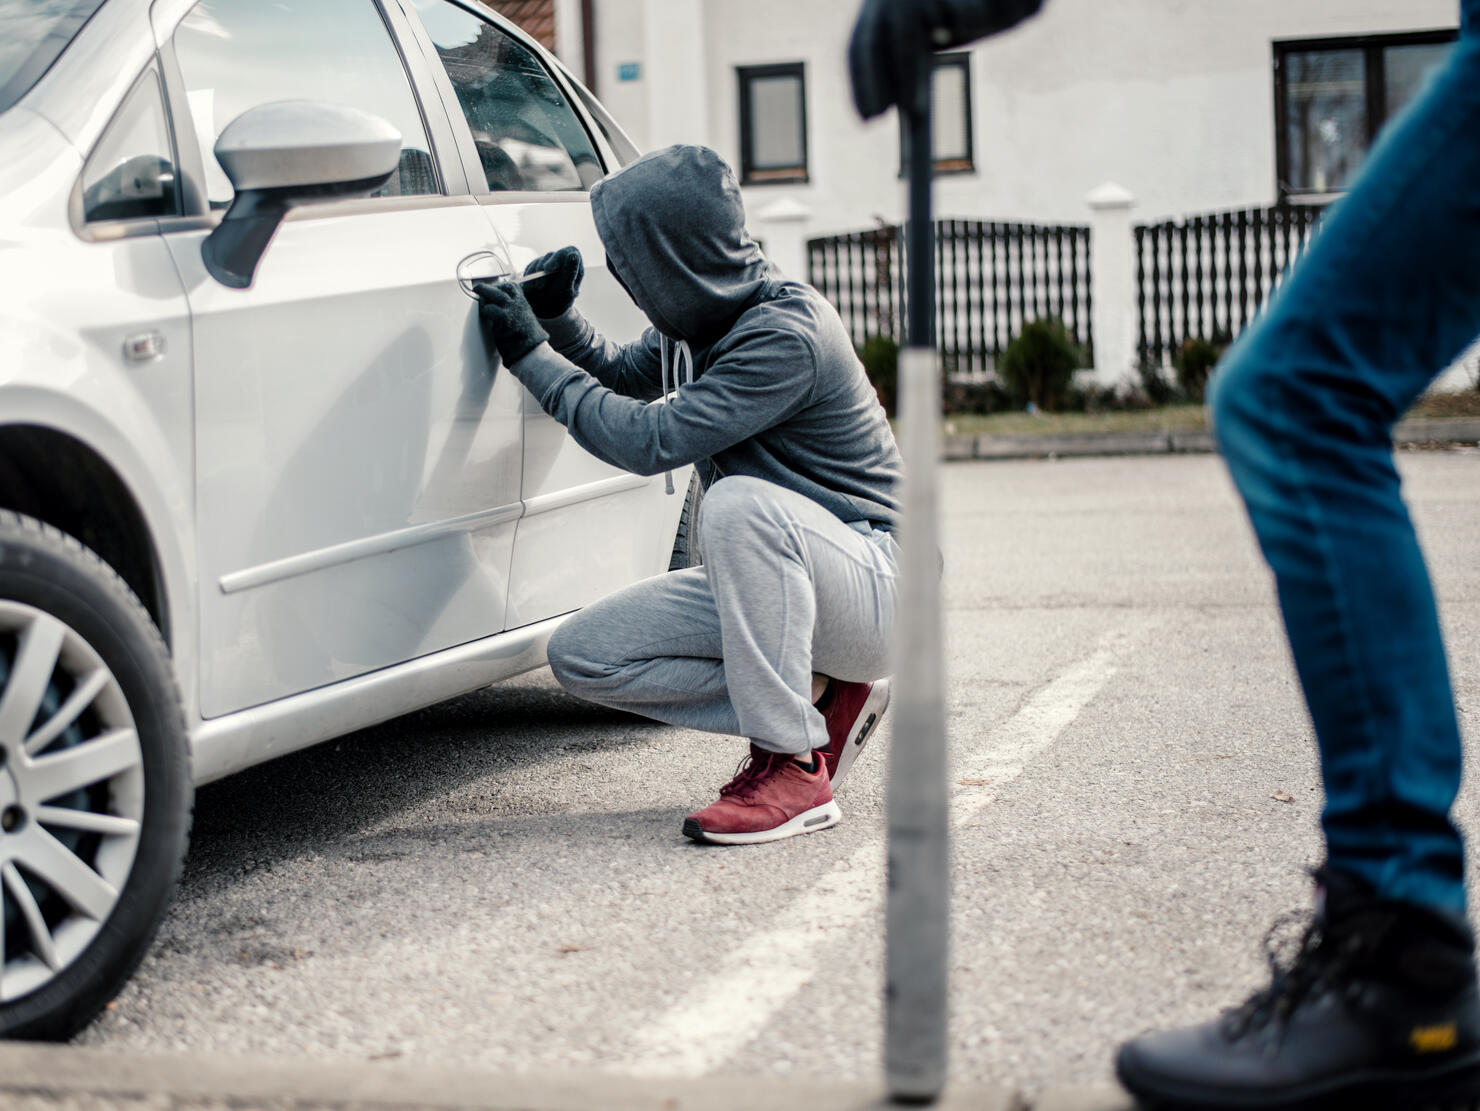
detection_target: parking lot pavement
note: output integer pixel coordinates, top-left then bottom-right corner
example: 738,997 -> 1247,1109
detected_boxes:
68,451 -> 1480,1103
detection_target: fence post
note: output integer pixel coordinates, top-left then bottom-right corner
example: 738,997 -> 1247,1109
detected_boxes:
1085,181 -> 1138,388
754,197 -> 813,284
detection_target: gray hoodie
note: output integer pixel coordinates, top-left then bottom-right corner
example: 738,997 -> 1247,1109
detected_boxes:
506,144 -> 902,533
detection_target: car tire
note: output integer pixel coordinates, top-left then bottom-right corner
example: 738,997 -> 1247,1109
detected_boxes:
0,511 -> 191,1040
667,472 -> 704,571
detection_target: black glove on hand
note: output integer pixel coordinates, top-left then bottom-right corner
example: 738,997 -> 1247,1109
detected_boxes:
521,245 -> 584,319
475,281 -> 549,367
849,0 -> 1046,119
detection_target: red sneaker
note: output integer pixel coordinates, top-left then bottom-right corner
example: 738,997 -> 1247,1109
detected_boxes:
816,679 -> 891,789
683,745 -> 841,845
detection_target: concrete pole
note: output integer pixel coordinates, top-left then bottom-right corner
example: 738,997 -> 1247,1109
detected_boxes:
641,0 -> 710,147
753,197 -> 813,283
1086,181 -> 1138,389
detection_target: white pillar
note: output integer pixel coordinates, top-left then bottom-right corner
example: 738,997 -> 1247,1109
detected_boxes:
552,0 -> 584,79
753,197 -> 812,283
1085,181 -> 1138,388
641,0 -> 709,147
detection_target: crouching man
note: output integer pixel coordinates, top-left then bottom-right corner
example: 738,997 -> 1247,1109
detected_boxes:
475,144 -> 901,845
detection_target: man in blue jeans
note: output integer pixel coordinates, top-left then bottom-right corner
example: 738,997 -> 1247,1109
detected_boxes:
851,0 -> 1480,1105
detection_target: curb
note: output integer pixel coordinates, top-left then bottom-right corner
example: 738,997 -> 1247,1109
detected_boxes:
0,1043 -> 1021,1111
942,417 -> 1480,462
1031,1086 -> 1135,1111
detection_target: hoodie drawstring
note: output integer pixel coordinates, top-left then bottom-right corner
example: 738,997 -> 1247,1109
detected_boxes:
659,337 -> 694,494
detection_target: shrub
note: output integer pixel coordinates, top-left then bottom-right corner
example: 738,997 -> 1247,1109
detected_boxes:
997,318 -> 1083,411
942,377 -> 1011,416
1172,334 -> 1229,402
857,335 -> 900,416
1137,358 -> 1180,406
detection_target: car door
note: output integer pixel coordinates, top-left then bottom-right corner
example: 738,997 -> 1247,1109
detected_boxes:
156,0 -> 526,719
401,0 -> 682,630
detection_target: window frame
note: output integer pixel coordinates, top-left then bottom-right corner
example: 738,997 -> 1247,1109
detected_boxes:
1273,28 -> 1458,201
737,62 -> 809,186
399,0 -> 614,200
898,51 -> 975,178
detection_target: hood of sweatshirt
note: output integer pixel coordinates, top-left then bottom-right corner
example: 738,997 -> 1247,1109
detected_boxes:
590,145 -> 773,347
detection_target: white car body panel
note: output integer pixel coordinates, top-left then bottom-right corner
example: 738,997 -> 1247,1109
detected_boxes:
168,198 -> 526,718
479,195 -> 682,628
0,0 -> 689,784
0,105 -> 202,713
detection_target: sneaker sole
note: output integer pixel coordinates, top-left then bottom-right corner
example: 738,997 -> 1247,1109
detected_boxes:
830,679 -> 891,790
681,801 -> 842,845
1117,1046 -> 1480,1110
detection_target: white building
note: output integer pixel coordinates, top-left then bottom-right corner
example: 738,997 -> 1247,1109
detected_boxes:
526,0 -> 1466,382
548,0 -> 1457,225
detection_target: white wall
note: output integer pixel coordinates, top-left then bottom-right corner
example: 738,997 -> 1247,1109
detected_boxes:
590,0 -> 1459,234
590,0 -> 649,146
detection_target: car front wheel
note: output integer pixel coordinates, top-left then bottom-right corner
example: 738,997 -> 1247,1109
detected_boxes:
0,512 -> 190,1039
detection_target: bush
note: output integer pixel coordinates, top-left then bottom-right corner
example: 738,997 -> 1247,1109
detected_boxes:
857,335 -> 900,416
1137,358 -> 1180,407
942,377 -> 1011,416
1172,334 -> 1229,402
997,317 -> 1083,411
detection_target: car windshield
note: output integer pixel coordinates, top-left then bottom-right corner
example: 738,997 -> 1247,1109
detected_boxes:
0,0 -> 107,114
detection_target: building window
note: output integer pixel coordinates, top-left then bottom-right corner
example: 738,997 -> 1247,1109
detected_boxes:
738,63 -> 808,184
1275,30 -> 1457,198
899,52 -> 974,176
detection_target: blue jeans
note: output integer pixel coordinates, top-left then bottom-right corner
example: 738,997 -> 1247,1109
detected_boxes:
1210,1 -> 1480,917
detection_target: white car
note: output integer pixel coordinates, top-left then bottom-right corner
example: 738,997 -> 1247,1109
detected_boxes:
0,0 -> 699,1038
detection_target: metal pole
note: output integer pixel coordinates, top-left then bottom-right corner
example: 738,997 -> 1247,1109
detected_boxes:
886,60 -> 949,1106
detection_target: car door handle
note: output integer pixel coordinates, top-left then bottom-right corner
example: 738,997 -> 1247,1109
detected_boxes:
457,250 -> 507,298
457,252 -> 547,298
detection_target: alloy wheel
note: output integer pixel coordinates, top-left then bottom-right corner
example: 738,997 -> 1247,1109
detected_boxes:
0,600 -> 144,1003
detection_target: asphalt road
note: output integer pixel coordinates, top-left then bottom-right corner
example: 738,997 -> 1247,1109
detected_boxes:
78,450 -> 1480,1101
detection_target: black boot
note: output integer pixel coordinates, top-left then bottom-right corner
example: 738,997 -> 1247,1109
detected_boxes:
1116,868 -> 1480,1110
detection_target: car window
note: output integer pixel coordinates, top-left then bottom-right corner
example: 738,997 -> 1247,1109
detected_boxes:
172,0 -> 437,208
81,64 -> 181,223
563,65 -> 641,167
409,0 -> 603,193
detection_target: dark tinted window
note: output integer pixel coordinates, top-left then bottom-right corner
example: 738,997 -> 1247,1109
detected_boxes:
173,0 -> 437,207
1276,31 -> 1458,196
82,65 -> 181,222
1385,41 -> 1453,118
410,0 -> 603,192
738,63 -> 807,185
0,0 -> 105,113
899,53 -> 974,176
1283,49 -> 1366,195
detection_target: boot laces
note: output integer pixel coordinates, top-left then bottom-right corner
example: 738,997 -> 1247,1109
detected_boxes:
718,750 -> 787,801
1220,910 -> 1365,1041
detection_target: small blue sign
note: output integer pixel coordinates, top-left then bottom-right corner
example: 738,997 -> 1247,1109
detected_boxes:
617,62 -> 642,83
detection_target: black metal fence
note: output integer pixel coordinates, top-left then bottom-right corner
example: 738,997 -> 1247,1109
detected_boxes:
1135,203 -> 1326,366
807,219 -> 1093,375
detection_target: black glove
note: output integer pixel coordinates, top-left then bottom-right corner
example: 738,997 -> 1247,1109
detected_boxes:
521,245 -> 584,319
849,0 -> 1046,119
475,281 -> 549,367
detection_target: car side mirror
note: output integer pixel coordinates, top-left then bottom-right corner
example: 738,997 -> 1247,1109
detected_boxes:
201,100 -> 401,289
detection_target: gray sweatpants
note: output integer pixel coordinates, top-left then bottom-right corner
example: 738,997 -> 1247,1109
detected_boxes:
546,475 -> 899,755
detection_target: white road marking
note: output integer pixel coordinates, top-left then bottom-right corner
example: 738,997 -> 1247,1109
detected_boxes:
621,619 -> 1158,1078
